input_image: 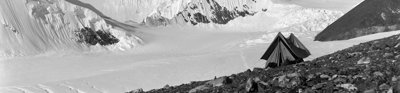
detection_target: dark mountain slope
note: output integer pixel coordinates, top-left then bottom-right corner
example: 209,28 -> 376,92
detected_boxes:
128,34 -> 400,93
315,0 -> 400,41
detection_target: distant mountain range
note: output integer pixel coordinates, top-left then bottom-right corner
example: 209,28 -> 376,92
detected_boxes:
143,0 -> 270,26
142,0 -> 345,27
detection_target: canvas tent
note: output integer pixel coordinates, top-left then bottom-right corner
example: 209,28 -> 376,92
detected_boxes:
260,32 -> 310,68
287,33 -> 311,58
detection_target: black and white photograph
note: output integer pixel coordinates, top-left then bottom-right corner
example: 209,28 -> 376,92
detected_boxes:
1,0 -> 400,93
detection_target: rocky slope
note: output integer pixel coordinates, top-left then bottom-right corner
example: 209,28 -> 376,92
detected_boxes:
128,34 -> 400,93
315,0 -> 400,41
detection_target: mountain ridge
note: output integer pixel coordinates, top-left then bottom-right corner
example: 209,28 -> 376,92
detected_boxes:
143,0 -> 269,26
0,0 -> 142,57
315,0 -> 400,41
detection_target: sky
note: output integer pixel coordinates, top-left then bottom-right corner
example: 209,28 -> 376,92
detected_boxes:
273,0 -> 363,12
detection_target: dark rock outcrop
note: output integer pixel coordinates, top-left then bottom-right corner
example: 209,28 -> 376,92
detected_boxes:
182,0 -> 256,25
75,27 -> 119,46
315,0 -> 400,41
144,14 -> 171,26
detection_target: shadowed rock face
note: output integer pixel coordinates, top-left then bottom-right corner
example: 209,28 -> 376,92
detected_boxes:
144,0 -> 258,26
183,0 -> 256,25
206,0 -> 254,24
315,0 -> 400,41
75,27 -> 119,46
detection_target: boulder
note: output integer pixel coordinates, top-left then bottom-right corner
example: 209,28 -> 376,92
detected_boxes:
338,83 -> 357,91
163,84 -> 171,89
392,80 -> 400,93
388,87 -> 394,93
395,43 -> 400,48
363,89 -> 375,93
307,74 -> 316,81
206,76 -> 232,87
272,73 -> 302,88
333,77 -> 348,84
254,77 -> 269,86
320,74 -> 330,79
392,76 -> 399,82
357,57 -> 371,64
312,82 -> 326,90
222,77 -> 233,85
188,85 -> 211,93
395,55 -> 400,59
379,83 -> 390,91
303,88 -> 317,93
373,71 -> 384,77
246,78 -> 258,93
383,53 -> 394,58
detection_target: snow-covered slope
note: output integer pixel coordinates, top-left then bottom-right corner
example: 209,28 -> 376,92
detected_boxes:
0,0 -> 142,57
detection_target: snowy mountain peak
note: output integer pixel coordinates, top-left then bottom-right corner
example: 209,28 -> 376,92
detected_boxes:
144,0 -> 271,26
143,0 -> 272,26
0,0 -> 141,57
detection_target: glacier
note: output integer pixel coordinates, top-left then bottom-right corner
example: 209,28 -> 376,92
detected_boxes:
0,0 -> 142,57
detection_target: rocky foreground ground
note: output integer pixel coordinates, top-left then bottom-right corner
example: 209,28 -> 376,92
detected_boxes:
127,34 -> 400,93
